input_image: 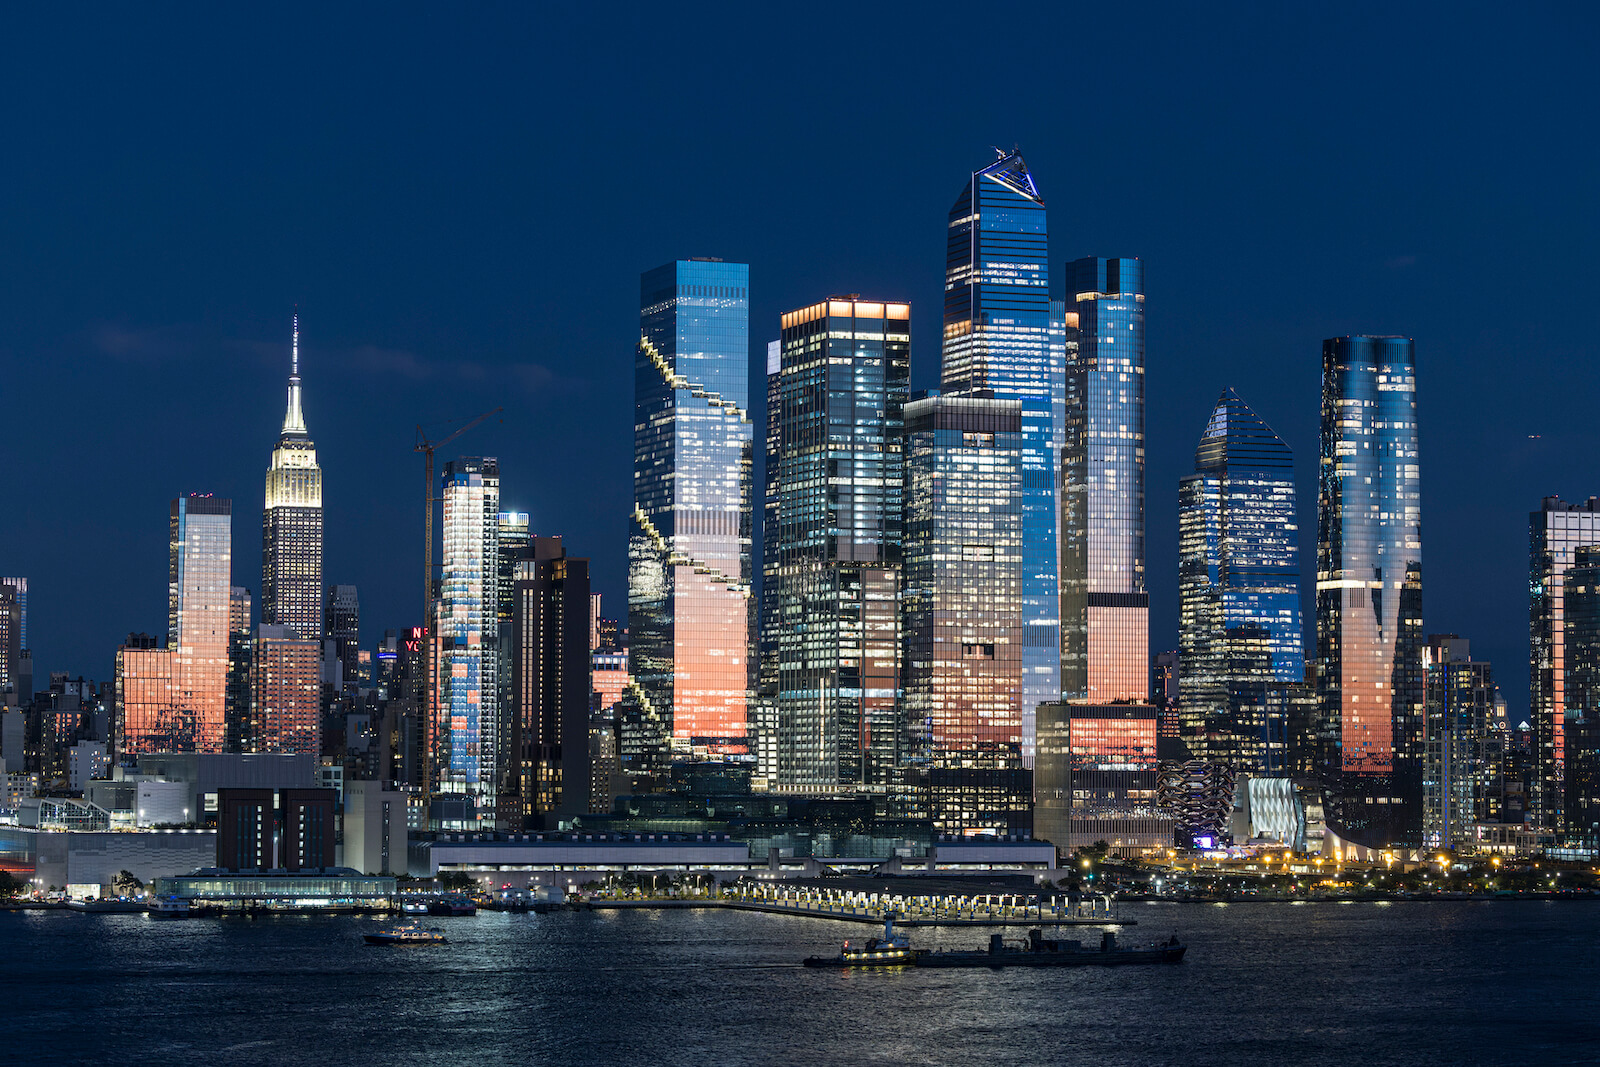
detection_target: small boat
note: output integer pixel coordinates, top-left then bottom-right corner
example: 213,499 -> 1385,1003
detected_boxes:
914,929 -> 1187,968
400,901 -> 429,915
427,896 -> 477,917
148,897 -> 191,920
804,916 -> 921,968
364,924 -> 448,946
68,898 -> 146,913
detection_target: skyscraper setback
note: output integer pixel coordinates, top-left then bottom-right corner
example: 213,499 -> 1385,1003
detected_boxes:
762,296 -> 909,790
262,315 -> 324,638
1178,389 -> 1304,773
1315,335 -> 1424,849
1060,257 -> 1147,704
942,150 -> 1060,761
629,259 -> 752,760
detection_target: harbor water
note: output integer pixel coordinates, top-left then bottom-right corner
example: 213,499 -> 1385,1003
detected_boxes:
3,900 -> 1596,1066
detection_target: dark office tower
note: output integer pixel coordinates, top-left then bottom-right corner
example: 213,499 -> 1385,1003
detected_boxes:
0,585 -> 19,705
438,457 -> 500,826
324,585 -> 360,689
1061,257 -> 1148,703
903,394 -> 1028,833
262,315 -> 324,637
0,576 -> 25,655
1421,635 -> 1499,851
942,151 -> 1060,764
1316,336 -> 1424,851
225,587 -> 253,751
1562,548 -> 1600,847
1177,390 -> 1304,773
170,495 -> 232,753
507,536 -> 592,829
630,260 -> 752,760
1529,496 -> 1600,831
761,297 -> 909,792
496,511 -> 531,783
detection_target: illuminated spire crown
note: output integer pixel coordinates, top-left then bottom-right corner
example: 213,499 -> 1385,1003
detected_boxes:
282,312 -> 307,437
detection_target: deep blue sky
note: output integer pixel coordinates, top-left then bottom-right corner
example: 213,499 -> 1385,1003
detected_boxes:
4,4 -> 1596,724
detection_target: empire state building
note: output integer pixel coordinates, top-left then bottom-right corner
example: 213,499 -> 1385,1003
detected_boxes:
262,314 -> 324,637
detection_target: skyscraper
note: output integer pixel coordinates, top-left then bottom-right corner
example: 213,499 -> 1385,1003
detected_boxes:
508,536 -> 592,828
942,150 -> 1060,763
262,315 -> 324,638
226,586 -> 253,751
1178,389 -> 1304,773
250,624 -> 321,755
761,296 -> 909,791
1421,634 -> 1499,851
1315,335 -> 1424,851
902,393 -> 1028,832
324,585 -> 360,689
1529,495 -> 1600,830
0,584 -> 19,705
630,259 -> 752,761
1060,257 -> 1147,703
0,577 -> 26,655
170,495 -> 232,752
114,633 -> 175,758
1562,547 -> 1600,847
438,457 -> 500,826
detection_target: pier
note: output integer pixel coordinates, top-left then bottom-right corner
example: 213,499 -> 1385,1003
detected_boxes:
589,884 -> 1130,927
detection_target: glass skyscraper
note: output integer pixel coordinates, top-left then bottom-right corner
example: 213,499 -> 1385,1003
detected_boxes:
942,150 -> 1059,764
1529,496 -> 1600,831
438,457 -> 500,826
902,394 -> 1026,832
1315,335 -> 1424,850
1177,389 -> 1304,773
630,259 -> 752,761
262,315 -> 324,639
761,297 -> 909,791
1421,634 -> 1499,851
170,495 -> 232,753
1060,257 -> 1147,704
1563,547 -> 1600,846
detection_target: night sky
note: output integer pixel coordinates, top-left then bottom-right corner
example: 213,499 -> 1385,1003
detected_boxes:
4,5 -> 1596,724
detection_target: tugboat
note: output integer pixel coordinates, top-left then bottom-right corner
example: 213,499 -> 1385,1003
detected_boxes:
804,915 -> 921,968
364,924 -> 448,946
914,928 -> 1186,968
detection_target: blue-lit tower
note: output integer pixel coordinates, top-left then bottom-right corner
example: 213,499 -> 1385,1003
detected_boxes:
1178,389 -> 1304,773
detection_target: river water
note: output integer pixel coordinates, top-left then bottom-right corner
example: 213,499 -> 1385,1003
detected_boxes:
4,900 -> 1596,1066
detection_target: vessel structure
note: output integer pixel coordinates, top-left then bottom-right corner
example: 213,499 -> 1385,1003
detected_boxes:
364,924 -> 448,946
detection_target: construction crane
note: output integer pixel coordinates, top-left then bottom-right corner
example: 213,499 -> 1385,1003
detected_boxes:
415,406 -> 502,820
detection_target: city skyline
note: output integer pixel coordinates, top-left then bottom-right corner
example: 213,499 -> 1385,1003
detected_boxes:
5,8 -> 1594,739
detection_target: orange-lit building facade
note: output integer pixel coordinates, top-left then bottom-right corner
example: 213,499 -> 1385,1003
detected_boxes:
250,626 -> 321,756
169,495 -> 232,753
629,260 -> 752,760
114,636 -> 177,757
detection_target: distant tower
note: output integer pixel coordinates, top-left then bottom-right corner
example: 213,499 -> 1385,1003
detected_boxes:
324,585 -> 360,688
1178,389 -> 1304,773
262,314 -> 324,638
1316,336 -> 1424,850
629,260 -> 752,762
170,495 -> 232,752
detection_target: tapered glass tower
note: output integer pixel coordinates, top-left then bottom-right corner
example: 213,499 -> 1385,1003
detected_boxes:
762,297 -> 909,790
942,148 -> 1060,765
1316,335 -> 1424,849
262,315 -> 324,638
170,495 -> 232,752
630,260 -> 752,762
1178,389 -> 1304,773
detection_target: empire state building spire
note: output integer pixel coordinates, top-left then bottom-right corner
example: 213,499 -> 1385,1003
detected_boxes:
262,310 -> 324,636
282,312 -> 308,437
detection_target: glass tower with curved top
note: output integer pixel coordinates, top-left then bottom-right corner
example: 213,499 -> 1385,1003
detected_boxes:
1315,335 -> 1424,849
1178,389 -> 1304,773
630,260 -> 752,762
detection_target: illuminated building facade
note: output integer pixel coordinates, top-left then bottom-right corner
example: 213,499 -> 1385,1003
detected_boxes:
261,316 -> 324,638
1035,702 -> 1169,855
1061,256 -> 1147,704
324,585 -> 359,690
508,537 -> 592,828
1421,635 -> 1500,850
113,634 -> 176,758
1529,495 -> 1600,830
762,296 -> 908,791
1177,389 -> 1304,773
902,394 -> 1026,832
942,151 -> 1059,764
630,260 -> 752,760
249,625 -> 322,755
1315,335 -> 1424,848
438,457 -> 500,826
170,495 -> 232,753
1563,548 -> 1600,846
